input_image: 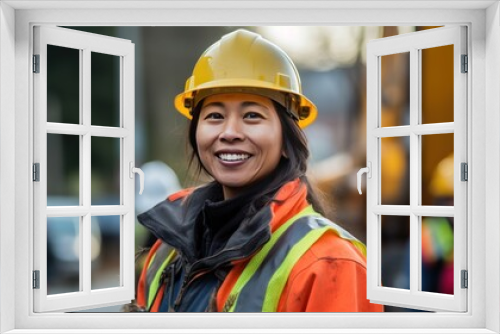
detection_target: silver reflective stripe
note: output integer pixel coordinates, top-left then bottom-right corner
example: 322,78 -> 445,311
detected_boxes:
233,215 -> 322,311
229,214 -> 365,312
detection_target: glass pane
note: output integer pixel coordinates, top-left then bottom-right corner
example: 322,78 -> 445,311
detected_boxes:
421,45 -> 454,124
47,45 -> 80,124
47,217 -> 80,295
381,52 -> 410,127
91,216 -> 121,290
421,216 -> 454,295
91,52 -> 120,127
91,137 -> 120,205
47,134 -> 79,206
381,137 -> 410,205
381,215 -> 410,290
421,133 -> 454,206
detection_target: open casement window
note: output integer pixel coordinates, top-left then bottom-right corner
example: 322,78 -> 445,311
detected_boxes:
33,26 -> 136,312
365,26 -> 467,312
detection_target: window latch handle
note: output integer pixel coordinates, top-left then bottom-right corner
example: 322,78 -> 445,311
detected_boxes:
357,162 -> 372,195
129,162 -> 144,195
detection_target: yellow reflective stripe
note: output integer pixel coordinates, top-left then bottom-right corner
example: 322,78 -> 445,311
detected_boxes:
227,205 -> 320,312
324,220 -> 366,257
147,249 -> 177,310
350,239 -> 367,258
224,205 -> 367,312
262,226 -> 330,312
147,253 -> 156,270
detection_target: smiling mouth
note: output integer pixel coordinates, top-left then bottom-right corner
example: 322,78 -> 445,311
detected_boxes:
217,153 -> 251,162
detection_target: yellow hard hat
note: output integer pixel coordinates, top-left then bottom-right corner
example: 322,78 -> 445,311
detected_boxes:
174,29 -> 317,128
429,153 -> 454,198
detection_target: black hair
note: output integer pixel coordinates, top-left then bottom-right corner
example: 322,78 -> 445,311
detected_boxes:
187,99 -> 327,216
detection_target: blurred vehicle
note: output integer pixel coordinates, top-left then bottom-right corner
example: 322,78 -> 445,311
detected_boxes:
46,196 -> 114,293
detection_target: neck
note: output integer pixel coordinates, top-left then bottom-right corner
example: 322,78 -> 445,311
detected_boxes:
222,187 -> 237,200
221,160 -> 288,200
222,184 -> 250,200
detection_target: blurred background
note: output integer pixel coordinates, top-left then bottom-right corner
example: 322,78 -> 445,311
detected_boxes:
45,26 -> 454,312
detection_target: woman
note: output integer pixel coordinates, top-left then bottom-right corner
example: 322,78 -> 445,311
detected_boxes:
135,29 -> 382,312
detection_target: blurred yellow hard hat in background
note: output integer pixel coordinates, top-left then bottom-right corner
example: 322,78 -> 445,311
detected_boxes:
430,153 -> 454,198
174,29 -> 318,128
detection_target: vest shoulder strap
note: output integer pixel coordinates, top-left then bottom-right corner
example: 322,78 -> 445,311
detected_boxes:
224,205 -> 366,312
143,241 -> 177,310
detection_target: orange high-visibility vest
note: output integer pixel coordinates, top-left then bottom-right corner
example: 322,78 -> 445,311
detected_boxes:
138,205 -> 368,312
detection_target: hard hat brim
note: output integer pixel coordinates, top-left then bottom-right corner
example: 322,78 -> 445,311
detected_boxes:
174,79 -> 317,129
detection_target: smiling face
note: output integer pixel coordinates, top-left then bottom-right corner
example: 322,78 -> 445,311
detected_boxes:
195,93 -> 283,200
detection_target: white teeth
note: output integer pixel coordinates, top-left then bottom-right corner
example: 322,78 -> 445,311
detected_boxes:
218,153 -> 250,161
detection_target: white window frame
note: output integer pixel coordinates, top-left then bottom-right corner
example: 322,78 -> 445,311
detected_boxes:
365,26 -> 468,312
33,25 -> 136,312
0,1 -> 499,334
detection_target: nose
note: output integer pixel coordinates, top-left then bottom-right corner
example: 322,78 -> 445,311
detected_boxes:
218,116 -> 245,142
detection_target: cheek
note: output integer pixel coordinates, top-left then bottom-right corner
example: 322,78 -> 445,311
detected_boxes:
195,125 -> 210,152
260,128 -> 283,164
195,127 -> 211,166
272,137 -> 283,162
272,123 -> 283,160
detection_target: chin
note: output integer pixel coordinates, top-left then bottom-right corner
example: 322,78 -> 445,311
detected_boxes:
218,180 -> 248,188
216,176 -> 253,189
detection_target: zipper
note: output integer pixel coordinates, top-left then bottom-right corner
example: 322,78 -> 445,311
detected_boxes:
172,227 -> 271,310
173,268 -> 192,309
172,246 -> 265,310
167,260 -> 178,310
172,258 -> 234,309
187,227 -> 270,283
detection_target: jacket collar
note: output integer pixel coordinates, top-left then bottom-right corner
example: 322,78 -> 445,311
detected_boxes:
137,178 -> 309,270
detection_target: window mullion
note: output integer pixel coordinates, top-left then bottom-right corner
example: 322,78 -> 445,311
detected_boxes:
409,47 -> 420,295
81,214 -> 91,293
81,47 -> 92,294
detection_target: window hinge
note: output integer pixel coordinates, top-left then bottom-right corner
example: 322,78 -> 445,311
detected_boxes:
33,270 -> 40,289
461,54 -> 468,73
461,270 -> 468,289
33,163 -> 40,182
33,54 -> 40,73
461,162 -> 468,181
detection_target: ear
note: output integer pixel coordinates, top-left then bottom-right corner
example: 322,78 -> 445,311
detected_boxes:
282,150 -> 289,159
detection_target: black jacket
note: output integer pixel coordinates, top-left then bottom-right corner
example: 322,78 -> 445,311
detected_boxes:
137,181 -> 275,312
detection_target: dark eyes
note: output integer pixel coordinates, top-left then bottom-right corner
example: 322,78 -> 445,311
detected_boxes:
244,112 -> 263,119
204,112 -> 224,120
203,111 -> 263,120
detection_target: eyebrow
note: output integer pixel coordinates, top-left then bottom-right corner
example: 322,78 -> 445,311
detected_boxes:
202,101 -> 268,110
241,101 -> 267,109
202,101 -> 225,109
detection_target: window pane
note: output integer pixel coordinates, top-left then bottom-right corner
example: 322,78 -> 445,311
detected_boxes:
421,45 -> 454,124
421,133 -> 454,206
47,45 -> 80,124
47,217 -> 80,295
380,52 -> 410,127
91,137 -> 120,205
91,216 -> 121,290
91,52 -> 120,127
47,134 -> 79,206
421,216 -> 454,295
381,215 -> 410,290
381,137 -> 410,205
